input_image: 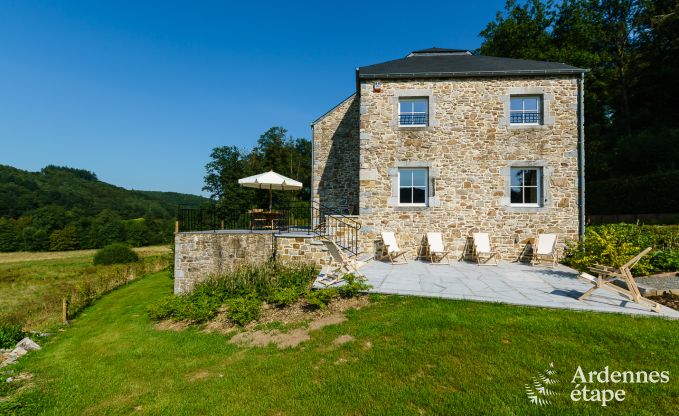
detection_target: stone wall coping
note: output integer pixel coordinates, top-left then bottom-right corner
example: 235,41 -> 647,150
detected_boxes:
176,230 -> 276,235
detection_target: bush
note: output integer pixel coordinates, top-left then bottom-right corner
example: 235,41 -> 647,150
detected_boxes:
93,243 -> 140,265
563,224 -> 679,275
0,323 -> 24,349
267,287 -> 302,308
147,293 -> 221,323
338,274 -> 372,298
304,288 -> 339,310
227,296 -> 262,326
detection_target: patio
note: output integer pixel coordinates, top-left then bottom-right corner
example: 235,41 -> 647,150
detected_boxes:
360,260 -> 679,318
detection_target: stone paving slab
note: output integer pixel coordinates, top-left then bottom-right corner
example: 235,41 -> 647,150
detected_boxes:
360,260 -> 679,319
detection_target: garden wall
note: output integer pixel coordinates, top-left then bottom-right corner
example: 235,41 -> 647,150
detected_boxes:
174,231 -> 332,294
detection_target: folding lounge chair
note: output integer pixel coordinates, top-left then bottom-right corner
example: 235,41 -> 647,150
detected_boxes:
531,233 -> 558,267
578,247 -> 661,313
472,233 -> 499,265
378,231 -> 408,264
316,239 -> 366,286
425,232 -> 451,265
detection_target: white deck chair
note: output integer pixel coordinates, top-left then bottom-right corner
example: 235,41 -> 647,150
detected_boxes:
315,239 -> 366,286
472,233 -> 499,265
425,232 -> 451,264
531,233 -> 558,267
378,231 -> 408,264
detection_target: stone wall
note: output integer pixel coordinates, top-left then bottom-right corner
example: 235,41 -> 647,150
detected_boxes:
174,232 -> 273,293
174,231 -> 333,294
311,94 -> 360,214
356,76 -> 580,258
276,235 -> 334,266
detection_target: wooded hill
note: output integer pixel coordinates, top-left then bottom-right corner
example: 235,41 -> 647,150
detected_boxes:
0,165 -> 207,252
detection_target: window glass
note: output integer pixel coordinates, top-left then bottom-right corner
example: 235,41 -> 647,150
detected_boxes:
509,168 -> 542,206
509,95 -> 542,124
399,168 -> 428,205
399,98 -> 429,126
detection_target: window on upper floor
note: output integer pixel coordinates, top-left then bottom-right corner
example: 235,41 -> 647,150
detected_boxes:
510,95 -> 542,125
399,98 -> 428,126
510,167 -> 542,207
399,168 -> 428,205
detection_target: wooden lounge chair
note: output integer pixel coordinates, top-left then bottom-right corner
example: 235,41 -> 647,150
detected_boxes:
472,233 -> 499,265
316,239 -> 365,286
531,233 -> 558,267
578,247 -> 661,313
425,232 -> 451,264
378,231 -> 408,264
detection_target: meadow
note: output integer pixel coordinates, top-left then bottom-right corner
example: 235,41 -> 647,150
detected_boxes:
0,246 -> 170,330
3,271 -> 678,415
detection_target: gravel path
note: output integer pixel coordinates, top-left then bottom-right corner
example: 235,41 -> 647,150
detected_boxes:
636,273 -> 679,289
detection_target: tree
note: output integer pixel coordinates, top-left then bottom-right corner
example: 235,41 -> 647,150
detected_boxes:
203,127 -> 311,212
49,225 -> 80,251
0,218 -> 18,252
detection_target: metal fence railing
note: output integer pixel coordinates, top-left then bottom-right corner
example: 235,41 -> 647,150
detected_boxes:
176,201 -> 361,255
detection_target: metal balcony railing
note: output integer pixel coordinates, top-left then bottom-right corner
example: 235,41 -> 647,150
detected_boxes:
399,113 -> 428,126
510,112 -> 542,124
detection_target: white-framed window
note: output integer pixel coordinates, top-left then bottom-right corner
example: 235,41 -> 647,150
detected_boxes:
399,98 -> 428,126
399,168 -> 428,205
510,95 -> 542,125
510,167 -> 542,206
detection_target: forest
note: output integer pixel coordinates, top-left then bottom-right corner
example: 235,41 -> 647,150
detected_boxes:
0,165 -> 207,252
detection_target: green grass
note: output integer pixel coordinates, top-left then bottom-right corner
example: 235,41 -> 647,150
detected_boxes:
7,271 -> 679,415
0,246 -> 170,330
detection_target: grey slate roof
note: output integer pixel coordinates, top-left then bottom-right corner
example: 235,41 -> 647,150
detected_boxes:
358,49 -> 586,79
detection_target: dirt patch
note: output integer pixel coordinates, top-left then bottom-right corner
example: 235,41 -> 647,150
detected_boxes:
154,320 -> 190,331
649,293 -> 679,311
229,328 -> 310,349
185,369 -> 210,382
226,297 -> 369,349
332,335 -> 355,346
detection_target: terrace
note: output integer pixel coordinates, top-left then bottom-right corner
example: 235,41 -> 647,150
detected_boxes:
361,260 -> 679,318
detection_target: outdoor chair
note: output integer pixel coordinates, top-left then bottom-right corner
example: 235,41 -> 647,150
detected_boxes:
531,233 -> 558,267
472,233 -> 499,265
578,247 -> 661,313
424,232 -> 451,265
316,239 -> 366,286
378,231 -> 408,264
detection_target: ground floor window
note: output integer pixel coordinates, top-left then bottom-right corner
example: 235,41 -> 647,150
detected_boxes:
399,168 -> 428,205
510,167 -> 542,206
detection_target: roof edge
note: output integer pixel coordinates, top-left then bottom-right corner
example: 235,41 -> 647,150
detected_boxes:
359,68 -> 588,80
310,93 -> 356,126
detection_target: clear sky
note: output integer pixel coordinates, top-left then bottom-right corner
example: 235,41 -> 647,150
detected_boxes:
0,0 -> 506,196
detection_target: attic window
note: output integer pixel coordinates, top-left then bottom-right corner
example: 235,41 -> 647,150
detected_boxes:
399,98 -> 428,126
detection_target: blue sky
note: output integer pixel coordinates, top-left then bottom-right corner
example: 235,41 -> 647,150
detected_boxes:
0,1 -> 506,195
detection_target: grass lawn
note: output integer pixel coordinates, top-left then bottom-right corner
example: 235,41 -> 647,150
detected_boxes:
0,246 -> 170,330
6,271 -> 679,415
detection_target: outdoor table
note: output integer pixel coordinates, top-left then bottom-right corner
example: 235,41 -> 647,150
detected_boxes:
249,210 -> 282,230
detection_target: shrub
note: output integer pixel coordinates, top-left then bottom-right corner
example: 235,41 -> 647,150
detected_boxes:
304,288 -> 339,310
338,274 -> 372,298
93,243 -> 140,265
0,323 -> 24,349
563,224 -> 679,275
147,292 -> 221,323
267,287 -> 302,308
227,296 -> 262,326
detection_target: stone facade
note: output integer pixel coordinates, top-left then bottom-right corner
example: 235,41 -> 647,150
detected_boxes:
174,231 -> 333,294
313,76 -> 581,259
311,94 -> 360,214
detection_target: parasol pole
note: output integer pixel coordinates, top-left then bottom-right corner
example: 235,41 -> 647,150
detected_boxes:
269,184 -> 273,211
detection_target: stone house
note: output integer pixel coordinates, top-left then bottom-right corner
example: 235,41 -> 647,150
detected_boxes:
312,48 -> 586,259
